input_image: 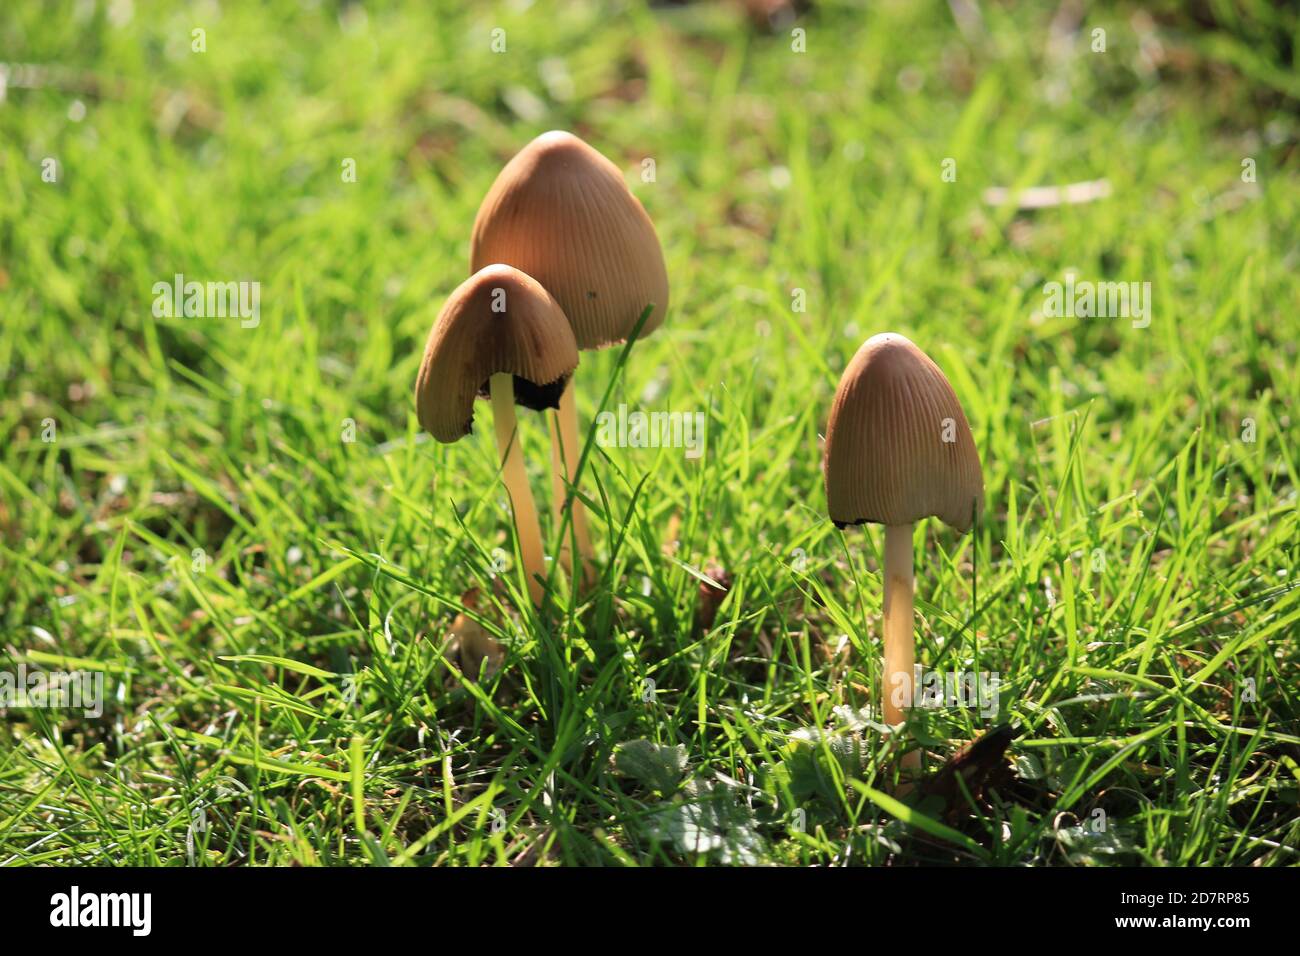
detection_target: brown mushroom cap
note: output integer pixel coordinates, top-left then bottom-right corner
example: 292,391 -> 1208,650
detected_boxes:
469,130 -> 669,351
824,333 -> 984,531
415,264 -> 579,443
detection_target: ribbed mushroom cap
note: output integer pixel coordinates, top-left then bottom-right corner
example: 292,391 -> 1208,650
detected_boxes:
824,333 -> 984,531
469,130 -> 669,351
415,264 -> 579,443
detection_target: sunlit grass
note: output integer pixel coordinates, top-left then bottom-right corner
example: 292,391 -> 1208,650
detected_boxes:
1,0 -> 1297,866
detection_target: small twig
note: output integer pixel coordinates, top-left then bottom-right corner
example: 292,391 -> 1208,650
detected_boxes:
983,178 -> 1111,210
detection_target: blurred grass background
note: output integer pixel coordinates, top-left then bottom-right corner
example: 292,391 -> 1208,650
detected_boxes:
0,0 -> 1297,865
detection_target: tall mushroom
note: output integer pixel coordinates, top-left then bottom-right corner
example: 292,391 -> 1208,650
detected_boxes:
824,333 -> 984,771
415,264 -> 579,606
470,131 -> 670,582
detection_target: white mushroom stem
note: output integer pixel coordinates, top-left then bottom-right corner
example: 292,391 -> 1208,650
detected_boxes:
548,379 -> 595,584
883,523 -> 920,772
490,373 -> 546,606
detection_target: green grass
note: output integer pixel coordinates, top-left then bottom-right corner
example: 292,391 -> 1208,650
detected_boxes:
1,0 -> 1298,866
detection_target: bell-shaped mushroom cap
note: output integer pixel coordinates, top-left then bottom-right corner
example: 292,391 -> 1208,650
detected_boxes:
470,130 -> 669,351
415,264 -> 579,443
824,333 -> 984,531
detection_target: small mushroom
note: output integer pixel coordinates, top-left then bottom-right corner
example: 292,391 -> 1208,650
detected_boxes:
824,333 -> 984,770
450,587 -> 504,681
470,130 -> 669,582
415,264 -> 579,606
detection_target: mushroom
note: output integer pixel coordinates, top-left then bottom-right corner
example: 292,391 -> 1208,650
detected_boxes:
415,264 -> 579,606
470,130 -> 669,582
823,333 -> 984,771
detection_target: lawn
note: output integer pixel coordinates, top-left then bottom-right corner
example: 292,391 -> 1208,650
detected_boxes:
1,0 -> 1297,867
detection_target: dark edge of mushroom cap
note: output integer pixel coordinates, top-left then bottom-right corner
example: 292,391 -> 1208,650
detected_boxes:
824,332 -> 984,531
469,130 -> 669,351
415,264 -> 579,443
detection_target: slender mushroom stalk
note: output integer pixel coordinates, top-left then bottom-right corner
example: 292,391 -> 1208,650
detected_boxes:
470,131 -> 670,583
491,373 -> 547,605
547,380 -> 595,585
882,523 -> 915,732
824,333 -> 984,780
415,265 -> 578,608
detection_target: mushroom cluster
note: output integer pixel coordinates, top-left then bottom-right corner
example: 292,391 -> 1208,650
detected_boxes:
824,333 -> 984,773
415,131 -> 669,605
414,137 -> 981,782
